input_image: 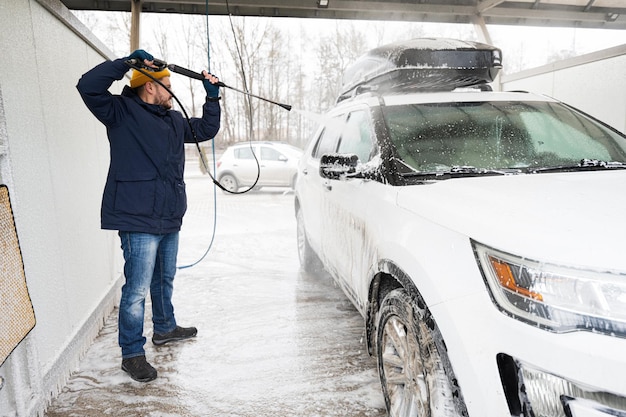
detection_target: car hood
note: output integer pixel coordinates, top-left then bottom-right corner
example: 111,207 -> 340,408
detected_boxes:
395,170 -> 626,271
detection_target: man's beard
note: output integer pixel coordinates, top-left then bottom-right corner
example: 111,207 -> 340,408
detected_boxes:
159,97 -> 172,110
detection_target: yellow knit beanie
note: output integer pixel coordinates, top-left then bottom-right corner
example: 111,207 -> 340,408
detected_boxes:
130,68 -> 171,89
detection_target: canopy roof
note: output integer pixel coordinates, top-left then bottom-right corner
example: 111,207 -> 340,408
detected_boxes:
59,0 -> 626,30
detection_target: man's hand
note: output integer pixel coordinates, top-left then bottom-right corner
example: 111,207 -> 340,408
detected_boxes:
202,71 -> 220,98
127,50 -> 156,68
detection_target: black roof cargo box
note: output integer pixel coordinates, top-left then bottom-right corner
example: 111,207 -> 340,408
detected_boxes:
338,38 -> 502,102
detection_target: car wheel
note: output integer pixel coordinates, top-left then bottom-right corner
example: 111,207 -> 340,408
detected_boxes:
296,208 -> 321,272
219,174 -> 239,193
377,288 -> 466,417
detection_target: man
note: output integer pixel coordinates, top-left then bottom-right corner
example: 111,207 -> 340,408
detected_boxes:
76,50 -> 221,382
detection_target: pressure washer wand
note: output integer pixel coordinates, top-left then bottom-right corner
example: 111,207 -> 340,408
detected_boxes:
167,64 -> 292,111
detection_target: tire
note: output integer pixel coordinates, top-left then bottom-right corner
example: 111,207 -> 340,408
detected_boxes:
219,174 -> 239,193
376,288 -> 466,417
296,208 -> 322,272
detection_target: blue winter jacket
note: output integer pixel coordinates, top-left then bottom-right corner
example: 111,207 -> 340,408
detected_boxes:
76,58 -> 220,234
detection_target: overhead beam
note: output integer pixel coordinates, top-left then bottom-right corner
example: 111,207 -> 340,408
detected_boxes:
58,0 -> 626,30
584,0 -> 596,12
477,0 -> 506,14
483,6 -> 622,25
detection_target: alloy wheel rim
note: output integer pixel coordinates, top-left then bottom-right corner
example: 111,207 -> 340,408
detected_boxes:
221,176 -> 236,192
381,315 -> 429,417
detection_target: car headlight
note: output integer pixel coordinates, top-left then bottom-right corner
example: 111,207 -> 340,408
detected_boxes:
473,241 -> 626,337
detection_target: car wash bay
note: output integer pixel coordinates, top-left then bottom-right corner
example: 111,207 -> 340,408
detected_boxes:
44,162 -> 386,417
2,2 -> 625,416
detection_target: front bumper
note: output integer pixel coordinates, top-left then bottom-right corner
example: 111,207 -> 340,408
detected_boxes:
563,397 -> 626,417
498,354 -> 626,417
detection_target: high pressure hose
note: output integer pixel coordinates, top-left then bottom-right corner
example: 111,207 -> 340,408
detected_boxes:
125,20 -> 292,267
125,58 -> 291,196
126,0 -> 291,268
125,59 -> 232,193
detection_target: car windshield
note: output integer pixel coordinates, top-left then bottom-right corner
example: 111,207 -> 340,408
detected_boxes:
382,101 -> 626,176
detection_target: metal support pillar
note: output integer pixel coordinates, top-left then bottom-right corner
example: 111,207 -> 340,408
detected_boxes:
472,14 -> 493,45
130,0 -> 142,52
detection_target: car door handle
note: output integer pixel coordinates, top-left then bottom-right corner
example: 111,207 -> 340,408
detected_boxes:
323,181 -> 332,191
302,168 -> 308,175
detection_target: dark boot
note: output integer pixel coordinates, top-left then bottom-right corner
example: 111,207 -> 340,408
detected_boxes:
121,355 -> 157,382
152,326 -> 198,346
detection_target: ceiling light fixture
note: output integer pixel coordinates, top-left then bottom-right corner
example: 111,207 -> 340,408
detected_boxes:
317,0 -> 329,8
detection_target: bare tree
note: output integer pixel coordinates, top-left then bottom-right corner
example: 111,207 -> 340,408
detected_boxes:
254,23 -> 294,142
314,22 -> 369,111
73,11 -> 130,56
210,17 -> 274,143
178,15 -> 206,117
76,12 -> 444,148
199,19 -> 238,146
151,23 -> 169,61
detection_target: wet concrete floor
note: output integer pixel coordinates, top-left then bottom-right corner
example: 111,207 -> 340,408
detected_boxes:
44,164 -> 386,417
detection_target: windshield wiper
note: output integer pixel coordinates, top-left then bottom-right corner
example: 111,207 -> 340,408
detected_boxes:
399,165 -> 512,180
530,159 -> 626,174
449,166 -> 515,175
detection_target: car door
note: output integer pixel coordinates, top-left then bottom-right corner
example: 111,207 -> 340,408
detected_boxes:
298,117 -> 344,260
319,109 -> 377,309
233,144 -> 260,186
258,145 -> 291,186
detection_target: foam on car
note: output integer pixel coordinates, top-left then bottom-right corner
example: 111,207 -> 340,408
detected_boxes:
337,38 -> 502,102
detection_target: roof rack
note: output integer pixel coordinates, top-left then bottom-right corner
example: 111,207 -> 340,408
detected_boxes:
337,38 -> 502,102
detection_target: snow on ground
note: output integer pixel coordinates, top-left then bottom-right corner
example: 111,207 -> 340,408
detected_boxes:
44,160 -> 386,417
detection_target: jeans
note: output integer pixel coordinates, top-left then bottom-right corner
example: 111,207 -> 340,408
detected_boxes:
118,231 -> 179,359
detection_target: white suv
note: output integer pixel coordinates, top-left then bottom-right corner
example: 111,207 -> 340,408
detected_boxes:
294,39 -> 626,417
216,141 -> 302,192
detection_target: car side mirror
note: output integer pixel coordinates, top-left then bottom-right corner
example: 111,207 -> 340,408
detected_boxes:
319,154 -> 359,179
279,155 -> 288,162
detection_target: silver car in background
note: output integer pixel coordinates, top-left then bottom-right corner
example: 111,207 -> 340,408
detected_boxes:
217,141 -> 302,192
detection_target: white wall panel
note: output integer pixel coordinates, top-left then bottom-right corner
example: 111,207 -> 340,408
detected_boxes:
502,45 -> 626,134
0,0 -> 123,415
